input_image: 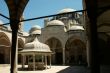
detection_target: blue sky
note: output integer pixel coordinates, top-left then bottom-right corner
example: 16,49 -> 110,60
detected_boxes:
0,0 -> 82,32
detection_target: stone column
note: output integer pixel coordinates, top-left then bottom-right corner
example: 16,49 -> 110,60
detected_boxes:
27,55 -> 29,65
42,55 -> 44,62
33,54 -> 35,71
62,48 -> 65,65
45,55 -> 47,69
49,55 -> 51,68
10,27 -> 18,73
22,54 -> 25,69
16,39 -> 18,71
87,40 -> 91,67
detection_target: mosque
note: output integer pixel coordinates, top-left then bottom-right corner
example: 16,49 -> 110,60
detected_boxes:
0,8 -> 87,65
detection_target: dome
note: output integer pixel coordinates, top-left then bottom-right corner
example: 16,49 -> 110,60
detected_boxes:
30,30 -> 41,35
31,25 -> 41,30
47,20 -> 64,26
58,8 -> 76,14
0,20 -> 4,24
29,25 -> 41,34
20,38 -> 51,53
69,25 -> 84,31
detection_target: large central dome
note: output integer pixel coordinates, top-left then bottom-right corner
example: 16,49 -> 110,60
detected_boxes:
58,8 -> 76,14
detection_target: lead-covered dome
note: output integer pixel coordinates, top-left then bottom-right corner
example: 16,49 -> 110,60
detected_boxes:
47,20 -> 64,26
69,25 -> 84,31
20,38 -> 51,53
58,8 -> 76,14
29,25 -> 41,35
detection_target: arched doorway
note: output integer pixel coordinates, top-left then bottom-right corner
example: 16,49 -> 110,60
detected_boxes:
0,32 -> 11,64
97,10 -> 110,65
65,38 -> 86,65
45,37 -> 63,65
98,37 -> 110,65
18,38 -> 24,64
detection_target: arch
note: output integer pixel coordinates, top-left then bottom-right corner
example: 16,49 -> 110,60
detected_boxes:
0,32 -> 11,45
97,7 -> 110,17
97,10 -> 110,32
0,32 -> 11,64
45,37 -> 62,50
98,37 -> 110,65
45,37 -> 63,65
18,38 -> 24,64
65,36 -> 86,65
18,38 -> 24,49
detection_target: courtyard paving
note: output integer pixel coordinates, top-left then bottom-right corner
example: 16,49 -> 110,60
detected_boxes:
1,64 -> 110,73
0,64 -> 90,73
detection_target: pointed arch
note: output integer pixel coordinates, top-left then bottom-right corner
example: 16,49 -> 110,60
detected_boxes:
97,10 -> 110,32
0,32 -> 11,47
45,37 -> 63,64
98,36 -> 110,65
45,37 -> 62,50
18,38 -> 24,64
65,36 -> 86,65
18,38 -> 24,49
0,32 -> 11,64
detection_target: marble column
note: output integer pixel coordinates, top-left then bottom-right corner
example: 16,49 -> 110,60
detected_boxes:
62,48 -> 65,65
42,55 -> 44,62
16,40 -> 18,72
87,40 -> 91,67
49,55 -> 51,68
45,55 -> 47,69
22,54 -> 25,69
33,54 -> 35,71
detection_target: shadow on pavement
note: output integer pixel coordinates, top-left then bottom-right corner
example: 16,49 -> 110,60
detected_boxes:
57,66 -> 90,73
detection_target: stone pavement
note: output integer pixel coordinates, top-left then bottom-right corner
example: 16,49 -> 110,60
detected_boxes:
1,64 -> 110,73
0,64 -> 90,73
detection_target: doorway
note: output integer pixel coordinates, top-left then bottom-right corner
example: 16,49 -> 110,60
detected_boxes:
0,53 -> 4,64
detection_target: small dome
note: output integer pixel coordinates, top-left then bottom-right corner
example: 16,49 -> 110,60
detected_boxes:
21,38 -> 51,53
0,20 -> 4,24
47,20 -> 64,26
58,8 -> 76,14
31,25 -> 41,30
30,30 -> 41,35
69,25 -> 84,31
29,25 -> 41,35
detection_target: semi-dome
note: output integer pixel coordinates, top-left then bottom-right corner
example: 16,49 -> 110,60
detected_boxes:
29,25 -> 41,35
20,37 -> 51,53
69,25 -> 84,31
58,8 -> 76,14
47,20 -> 64,26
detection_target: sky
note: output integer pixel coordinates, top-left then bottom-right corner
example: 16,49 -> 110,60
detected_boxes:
0,0 -> 83,32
